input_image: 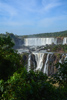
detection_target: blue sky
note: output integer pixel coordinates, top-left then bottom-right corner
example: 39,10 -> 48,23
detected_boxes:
0,0 -> 67,35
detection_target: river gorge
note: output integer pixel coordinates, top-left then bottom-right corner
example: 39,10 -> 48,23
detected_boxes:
17,48 -> 67,76
16,37 -> 67,76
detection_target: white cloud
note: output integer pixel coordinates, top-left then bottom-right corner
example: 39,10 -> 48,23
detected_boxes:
44,2 -> 61,11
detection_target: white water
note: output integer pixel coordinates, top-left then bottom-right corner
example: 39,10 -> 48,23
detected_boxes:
28,54 -> 31,72
59,58 -> 62,64
32,53 -> 44,71
43,54 -> 49,75
24,38 -> 57,46
63,37 -> 67,44
64,54 -> 67,60
27,52 -> 67,76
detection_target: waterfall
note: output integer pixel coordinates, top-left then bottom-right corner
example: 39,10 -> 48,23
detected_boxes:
63,37 -> 67,44
59,58 -> 62,64
24,38 -> 57,46
43,54 -> 49,75
58,57 -> 62,69
28,54 -> 31,72
32,53 -> 44,71
27,52 -> 67,75
64,54 -> 67,60
59,54 -> 65,64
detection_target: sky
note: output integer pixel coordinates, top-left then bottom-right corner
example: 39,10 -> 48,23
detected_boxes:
0,0 -> 67,35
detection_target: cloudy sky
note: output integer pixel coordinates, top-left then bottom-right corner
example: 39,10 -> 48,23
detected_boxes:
0,0 -> 67,35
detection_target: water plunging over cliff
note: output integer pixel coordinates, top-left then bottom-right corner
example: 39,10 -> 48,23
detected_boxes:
32,53 -> 44,71
28,54 -> 31,72
63,37 -> 67,44
24,38 -> 57,46
24,37 -> 67,46
27,51 -> 67,75
43,54 -> 49,75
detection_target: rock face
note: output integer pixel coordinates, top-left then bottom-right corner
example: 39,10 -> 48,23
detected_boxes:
27,52 -> 67,76
30,54 -> 37,70
21,53 -> 28,68
13,38 -> 24,49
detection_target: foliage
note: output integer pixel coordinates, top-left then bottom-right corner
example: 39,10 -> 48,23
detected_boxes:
22,30 -> 67,38
0,69 -> 55,100
52,44 -> 67,52
44,44 -> 67,52
0,30 -> 67,39
0,69 -> 67,100
0,32 -> 24,49
51,61 -> 67,87
0,36 -> 14,49
0,36 -> 22,81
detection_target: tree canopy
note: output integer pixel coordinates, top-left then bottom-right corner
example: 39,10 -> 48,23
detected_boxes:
0,36 -> 22,81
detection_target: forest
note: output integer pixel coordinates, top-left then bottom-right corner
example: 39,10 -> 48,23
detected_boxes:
0,35 -> 67,100
44,44 -> 67,53
22,30 -> 67,38
0,30 -> 67,38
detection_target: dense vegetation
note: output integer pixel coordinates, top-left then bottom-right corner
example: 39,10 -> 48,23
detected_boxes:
0,36 -> 67,100
0,36 -> 23,81
22,30 -> 67,38
0,30 -> 67,39
0,32 -> 24,49
44,44 -> 67,52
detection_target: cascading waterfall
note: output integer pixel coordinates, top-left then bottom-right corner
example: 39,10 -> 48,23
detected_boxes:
28,54 -> 31,72
59,54 -> 65,64
59,58 -> 62,64
43,54 -> 49,75
64,54 -> 67,61
63,37 -> 67,44
27,52 -> 67,75
32,53 -> 44,71
58,54 -> 64,80
24,38 -> 57,46
16,37 -> 67,47
58,57 -> 62,70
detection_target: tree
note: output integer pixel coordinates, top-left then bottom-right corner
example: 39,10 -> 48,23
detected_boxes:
0,36 -> 22,81
0,69 -> 67,100
0,69 -> 56,100
51,60 -> 67,87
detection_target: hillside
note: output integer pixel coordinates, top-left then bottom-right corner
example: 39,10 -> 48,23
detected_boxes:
0,30 -> 67,38
21,30 -> 67,38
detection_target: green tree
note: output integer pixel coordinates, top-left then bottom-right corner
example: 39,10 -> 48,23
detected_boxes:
0,69 -> 55,100
0,36 -> 22,81
1,69 -> 67,100
51,60 -> 67,87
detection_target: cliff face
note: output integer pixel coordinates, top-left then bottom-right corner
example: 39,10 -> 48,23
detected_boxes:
22,52 -> 67,76
9,34 -> 24,49
13,38 -> 24,49
11,36 -> 67,47
24,37 -> 67,46
57,37 -> 63,44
